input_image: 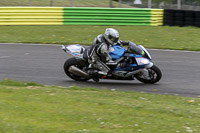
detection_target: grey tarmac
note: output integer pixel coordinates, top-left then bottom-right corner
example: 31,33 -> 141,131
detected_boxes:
0,43 -> 200,97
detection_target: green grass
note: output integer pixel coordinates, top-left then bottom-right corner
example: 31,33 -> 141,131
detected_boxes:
0,0 -> 130,8
0,25 -> 200,51
0,79 -> 200,133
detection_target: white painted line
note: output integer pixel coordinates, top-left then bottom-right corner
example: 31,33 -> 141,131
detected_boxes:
0,56 -> 10,58
0,43 -> 62,47
149,48 -> 200,54
24,53 -> 30,55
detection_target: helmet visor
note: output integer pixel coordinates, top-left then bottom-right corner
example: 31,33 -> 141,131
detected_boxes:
108,35 -> 119,44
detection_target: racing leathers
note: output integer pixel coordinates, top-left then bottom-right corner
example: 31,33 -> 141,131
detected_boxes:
86,34 -> 113,75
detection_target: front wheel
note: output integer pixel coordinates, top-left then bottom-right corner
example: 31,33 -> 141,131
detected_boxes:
135,65 -> 162,84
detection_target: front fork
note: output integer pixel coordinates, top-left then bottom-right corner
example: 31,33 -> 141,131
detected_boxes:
146,62 -> 153,69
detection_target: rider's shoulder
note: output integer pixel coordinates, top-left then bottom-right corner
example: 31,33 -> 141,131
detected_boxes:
96,34 -> 104,42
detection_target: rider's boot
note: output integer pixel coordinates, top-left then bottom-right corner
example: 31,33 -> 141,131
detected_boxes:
88,69 -> 100,82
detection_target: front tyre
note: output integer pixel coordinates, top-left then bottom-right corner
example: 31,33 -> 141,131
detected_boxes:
135,65 -> 162,84
64,57 -> 89,81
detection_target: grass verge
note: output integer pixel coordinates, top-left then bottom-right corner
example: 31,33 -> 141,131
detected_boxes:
0,79 -> 200,133
0,25 -> 199,51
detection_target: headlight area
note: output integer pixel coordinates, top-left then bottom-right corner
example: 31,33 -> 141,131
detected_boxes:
136,57 -> 150,65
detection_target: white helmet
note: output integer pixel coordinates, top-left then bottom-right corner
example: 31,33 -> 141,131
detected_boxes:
104,28 -> 119,45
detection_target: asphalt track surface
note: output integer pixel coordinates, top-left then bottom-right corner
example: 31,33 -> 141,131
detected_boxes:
0,43 -> 200,97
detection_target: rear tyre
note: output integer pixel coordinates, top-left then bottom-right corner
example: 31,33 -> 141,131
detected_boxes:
135,65 -> 162,84
64,57 -> 89,81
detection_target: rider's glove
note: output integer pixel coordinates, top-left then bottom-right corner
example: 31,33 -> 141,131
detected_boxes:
118,40 -> 128,46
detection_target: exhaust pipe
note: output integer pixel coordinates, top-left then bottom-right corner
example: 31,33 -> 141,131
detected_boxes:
68,66 -> 89,78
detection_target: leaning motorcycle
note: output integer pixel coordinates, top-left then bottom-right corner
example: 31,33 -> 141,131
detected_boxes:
62,41 -> 162,84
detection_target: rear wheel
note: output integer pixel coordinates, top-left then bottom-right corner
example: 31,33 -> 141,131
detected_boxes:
135,65 -> 162,84
64,57 -> 89,81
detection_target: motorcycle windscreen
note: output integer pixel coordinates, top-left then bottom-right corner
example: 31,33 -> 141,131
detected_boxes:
109,45 -> 125,60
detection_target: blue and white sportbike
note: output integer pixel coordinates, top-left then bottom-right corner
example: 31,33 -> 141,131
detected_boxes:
62,41 -> 162,84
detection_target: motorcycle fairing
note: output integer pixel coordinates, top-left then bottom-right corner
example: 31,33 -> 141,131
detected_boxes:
112,54 -> 150,71
109,45 -> 125,60
113,64 -> 146,71
126,54 -> 142,58
62,44 -> 85,57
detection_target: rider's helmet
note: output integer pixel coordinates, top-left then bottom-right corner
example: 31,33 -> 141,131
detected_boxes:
104,28 -> 119,45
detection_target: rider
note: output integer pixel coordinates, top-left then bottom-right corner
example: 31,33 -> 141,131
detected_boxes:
84,28 -> 128,82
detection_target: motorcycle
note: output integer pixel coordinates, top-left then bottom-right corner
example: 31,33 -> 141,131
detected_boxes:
62,41 -> 162,84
